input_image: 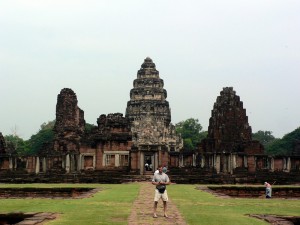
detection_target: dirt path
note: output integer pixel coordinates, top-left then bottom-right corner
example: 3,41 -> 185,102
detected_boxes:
128,182 -> 187,225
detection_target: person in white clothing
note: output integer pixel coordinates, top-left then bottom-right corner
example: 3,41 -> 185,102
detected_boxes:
152,165 -> 170,218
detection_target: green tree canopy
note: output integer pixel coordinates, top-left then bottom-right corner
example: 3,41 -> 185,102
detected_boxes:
266,127 -> 300,156
28,120 -> 55,155
85,123 -> 96,133
175,118 -> 207,151
4,134 -> 30,156
252,130 -> 277,149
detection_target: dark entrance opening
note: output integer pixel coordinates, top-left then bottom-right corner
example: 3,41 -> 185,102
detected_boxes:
144,154 -> 154,172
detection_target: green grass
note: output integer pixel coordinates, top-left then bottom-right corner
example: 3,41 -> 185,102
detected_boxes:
168,184 -> 300,225
0,183 -> 300,225
0,183 -> 140,225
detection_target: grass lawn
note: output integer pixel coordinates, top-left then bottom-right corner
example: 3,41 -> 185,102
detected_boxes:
0,183 -> 139,225
0,183 -> 300,225
168,184 -> 300,225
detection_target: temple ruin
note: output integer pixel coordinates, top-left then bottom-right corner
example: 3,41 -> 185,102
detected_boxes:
0,58 -> 299,183
199,87 -> 265,174
125,57 -> 183,173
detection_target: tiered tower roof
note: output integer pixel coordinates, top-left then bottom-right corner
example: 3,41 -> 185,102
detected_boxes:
208,87 -> 252,142
125,57 -> 182,151
126,57 -> 171,125
202,87 -> 262,153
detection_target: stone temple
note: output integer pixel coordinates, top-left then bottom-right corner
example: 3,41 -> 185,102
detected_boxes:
0,57 -> 299,184
27,57 -> 182,175
126,57 -> 183,173
200,87 -> 265,174
202,87 -> 263,154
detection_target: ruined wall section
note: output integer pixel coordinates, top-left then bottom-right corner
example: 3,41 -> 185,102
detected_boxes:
53,88 -> 85,153
86,113 -> 132,169
89,113 -> 132,143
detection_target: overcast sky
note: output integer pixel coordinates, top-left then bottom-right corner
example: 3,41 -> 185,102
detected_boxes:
0,0 -> 299,140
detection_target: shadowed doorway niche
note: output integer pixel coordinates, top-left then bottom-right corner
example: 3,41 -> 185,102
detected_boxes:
142,152 -> 158,175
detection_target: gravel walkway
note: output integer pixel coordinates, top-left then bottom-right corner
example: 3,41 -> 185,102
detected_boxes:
128,182 -> 187,225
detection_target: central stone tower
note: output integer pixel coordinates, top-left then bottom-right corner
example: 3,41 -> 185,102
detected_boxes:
126,57 -> 182,173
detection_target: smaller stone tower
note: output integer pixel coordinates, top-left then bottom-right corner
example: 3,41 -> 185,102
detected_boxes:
53,88 -> 85,152
202,87 -> 263,154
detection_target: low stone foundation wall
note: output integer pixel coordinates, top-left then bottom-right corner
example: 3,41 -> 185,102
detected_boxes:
206,186 -> 300,198
0,212 -> 57,225
0,169 -> 300,184
0,187 -> 99,199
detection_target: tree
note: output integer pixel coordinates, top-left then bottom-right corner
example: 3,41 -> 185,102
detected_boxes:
252,130 -> 277,149
175,118 -> 207,151
40,120 -> 55,130
85,123 -> 96,133
266,127 -> 300,156
4,135 -> 30,156
28,120 -> 55,155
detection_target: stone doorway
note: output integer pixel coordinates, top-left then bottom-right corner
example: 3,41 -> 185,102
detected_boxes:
144,154 -> 154,173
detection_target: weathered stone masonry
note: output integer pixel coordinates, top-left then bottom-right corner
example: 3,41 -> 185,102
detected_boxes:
0,58 -> 299,184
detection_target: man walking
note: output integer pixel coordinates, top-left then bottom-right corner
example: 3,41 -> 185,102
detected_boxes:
152,165 -> 170,218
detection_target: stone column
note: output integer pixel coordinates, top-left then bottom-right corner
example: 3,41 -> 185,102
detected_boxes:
66,154 -> 70,173
137,148 -> 141,169
244,155 -> 248,168
228,154 -> 232,174
70,154 -> 75,172
209,154 -> 212,168
140,152 -> 144,175
201,155 -> 205,168
213,154 -> 216,169
232,154 -> 237,169
215,154 -> 220,174
93,154 -> 96,169
9,157 -> 13,170
287,157 -> 291,172
35,157 -> 40,174
14,158 -> 17,170
179,155 -> 183,167
102,153 -> 106,167
115,154 -> 120,167
155,152 -> 158,169
230,154 -> 237,174
26,159 -> 29,170
270,157 -> 274,172
62,156 -> 65,169
157,146 -> 162,166
78,154 -> 82,171
43,157 -> 47,172
151,154 -> 155,171
193,154 -> 196,167
222,154 -> 227,173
